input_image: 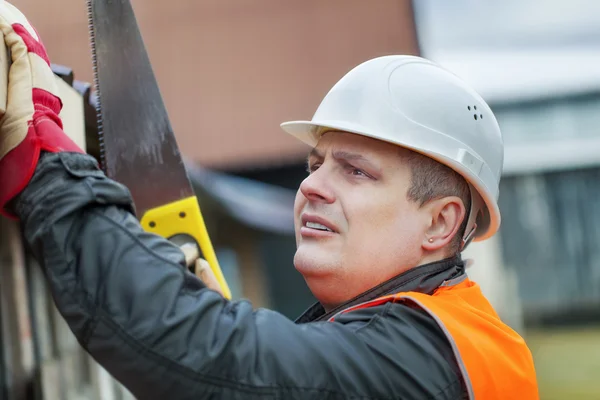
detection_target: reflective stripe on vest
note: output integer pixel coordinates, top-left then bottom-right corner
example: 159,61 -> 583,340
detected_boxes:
328,276 -> 539,400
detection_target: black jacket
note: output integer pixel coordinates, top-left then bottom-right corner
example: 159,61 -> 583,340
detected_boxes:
14,152 -> 467,399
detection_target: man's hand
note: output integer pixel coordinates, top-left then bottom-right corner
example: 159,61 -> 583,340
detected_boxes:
180,243 -> 225,296
194,257 -> 225,296
0,1 -> 84,216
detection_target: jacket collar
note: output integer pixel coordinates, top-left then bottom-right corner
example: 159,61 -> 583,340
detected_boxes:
295,255 -> 466,323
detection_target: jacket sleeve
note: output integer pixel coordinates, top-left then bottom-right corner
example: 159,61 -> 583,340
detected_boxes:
13,152 -> 464,400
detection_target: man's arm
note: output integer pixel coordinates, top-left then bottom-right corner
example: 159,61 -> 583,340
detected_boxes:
13,151 -> 463,399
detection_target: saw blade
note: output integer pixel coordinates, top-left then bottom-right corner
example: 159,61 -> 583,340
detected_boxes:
86,0 -> 194,219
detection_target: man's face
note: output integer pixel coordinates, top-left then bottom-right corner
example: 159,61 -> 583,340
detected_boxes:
293,131 -> 429,309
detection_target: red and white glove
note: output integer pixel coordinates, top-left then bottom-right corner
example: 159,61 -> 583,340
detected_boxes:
0,1 -> 84,217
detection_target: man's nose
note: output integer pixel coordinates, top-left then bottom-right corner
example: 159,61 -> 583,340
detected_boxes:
299,166 -> 335,204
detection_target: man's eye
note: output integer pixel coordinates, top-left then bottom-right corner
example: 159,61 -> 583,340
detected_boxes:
307,163 -> 320,173
347,166 -> 367,177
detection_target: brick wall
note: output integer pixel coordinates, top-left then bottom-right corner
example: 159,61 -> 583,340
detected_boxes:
13,0 -> 419,169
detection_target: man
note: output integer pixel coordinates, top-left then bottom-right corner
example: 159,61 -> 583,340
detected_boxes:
0,3 -> 539,399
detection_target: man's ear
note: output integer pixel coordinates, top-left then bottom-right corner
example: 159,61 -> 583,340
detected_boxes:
422,196 -> 466,252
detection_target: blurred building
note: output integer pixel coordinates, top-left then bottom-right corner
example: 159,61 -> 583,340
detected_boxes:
414,1 -> 600,397
14,0 -> 419,167
414,0 -> 600,326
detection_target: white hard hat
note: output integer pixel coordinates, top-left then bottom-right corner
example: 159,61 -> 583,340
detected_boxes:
281,55 -> 504,246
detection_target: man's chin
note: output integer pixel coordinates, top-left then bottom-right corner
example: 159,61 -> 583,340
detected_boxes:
302,276 -> 351,313
293,246 -> 338,278
293,247 -> 347,303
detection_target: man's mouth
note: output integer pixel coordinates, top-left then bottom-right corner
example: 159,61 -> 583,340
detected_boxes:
300,214 -> 337,236
305,221 -> 334,232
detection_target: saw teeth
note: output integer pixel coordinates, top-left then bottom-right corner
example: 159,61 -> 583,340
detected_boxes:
86,0 -> 106,173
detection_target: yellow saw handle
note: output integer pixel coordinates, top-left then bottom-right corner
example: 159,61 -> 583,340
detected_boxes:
140,196 -> 232,299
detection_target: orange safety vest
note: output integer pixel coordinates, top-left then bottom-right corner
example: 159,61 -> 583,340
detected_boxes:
329,275 -> 539,399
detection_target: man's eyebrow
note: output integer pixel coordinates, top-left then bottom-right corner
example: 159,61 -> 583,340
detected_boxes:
308,148 -> 369,161
333,150 -> 382,173
307,148 -> 379,169
306,148 -> 382,175
307,148 -> 324,161
307,148 -> 373,164
331,150 -> 370,163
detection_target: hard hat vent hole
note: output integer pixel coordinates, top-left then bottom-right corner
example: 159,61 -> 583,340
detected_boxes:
468,105 -> 482,121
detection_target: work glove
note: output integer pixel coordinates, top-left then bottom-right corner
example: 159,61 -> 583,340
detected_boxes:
0,1 -> 84,217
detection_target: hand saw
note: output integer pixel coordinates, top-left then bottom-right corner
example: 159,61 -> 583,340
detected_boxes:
86,0 -> 231,299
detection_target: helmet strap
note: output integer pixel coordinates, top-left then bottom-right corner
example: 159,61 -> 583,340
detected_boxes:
460,184 -> 484,251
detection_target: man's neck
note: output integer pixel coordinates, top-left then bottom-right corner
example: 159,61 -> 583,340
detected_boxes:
296,255 -> 464,323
